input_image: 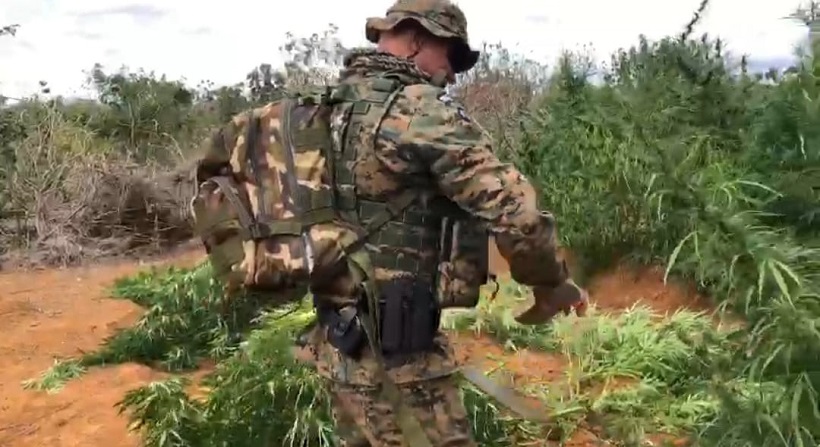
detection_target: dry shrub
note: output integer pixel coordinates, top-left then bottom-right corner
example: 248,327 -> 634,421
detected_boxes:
6,160 -> 194,267
454,43 -> 550,159
0,106 -> 195,267
457,78 -> 536,157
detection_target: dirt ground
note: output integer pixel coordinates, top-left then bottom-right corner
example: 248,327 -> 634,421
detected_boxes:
0,242 -> 706,447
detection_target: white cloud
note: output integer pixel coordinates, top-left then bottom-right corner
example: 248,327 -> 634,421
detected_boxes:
0,0 -> 810,99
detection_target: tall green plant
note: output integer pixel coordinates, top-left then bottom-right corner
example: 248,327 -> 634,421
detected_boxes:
512,2 -> 820,444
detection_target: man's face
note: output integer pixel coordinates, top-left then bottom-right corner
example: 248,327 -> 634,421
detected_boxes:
413,36 -> 456,84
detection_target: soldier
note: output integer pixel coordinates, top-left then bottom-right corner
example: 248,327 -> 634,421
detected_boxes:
305,0 -> 590,446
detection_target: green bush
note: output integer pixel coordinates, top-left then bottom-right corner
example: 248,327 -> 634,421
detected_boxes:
508,27 -> 820,447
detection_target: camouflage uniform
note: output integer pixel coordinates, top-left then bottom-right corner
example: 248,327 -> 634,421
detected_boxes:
305,1 -> 582,446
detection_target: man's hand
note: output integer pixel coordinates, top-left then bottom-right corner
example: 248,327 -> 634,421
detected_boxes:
514,279 -> 589,325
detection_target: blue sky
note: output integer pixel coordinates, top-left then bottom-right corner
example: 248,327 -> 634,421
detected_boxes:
0,0 -> 810,100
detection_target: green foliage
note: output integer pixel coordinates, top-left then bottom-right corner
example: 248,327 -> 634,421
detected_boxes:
79,264 -> 262,369
116,300 -> 335,447
444,283 -> 733,443
80,64 -> 197,161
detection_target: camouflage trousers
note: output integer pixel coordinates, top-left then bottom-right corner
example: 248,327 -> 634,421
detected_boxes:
328,375 -> 477,447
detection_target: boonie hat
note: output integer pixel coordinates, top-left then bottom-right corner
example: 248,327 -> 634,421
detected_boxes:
365,0 -> 480,73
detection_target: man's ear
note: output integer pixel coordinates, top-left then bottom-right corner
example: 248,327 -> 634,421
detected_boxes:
408,31 -> 426,55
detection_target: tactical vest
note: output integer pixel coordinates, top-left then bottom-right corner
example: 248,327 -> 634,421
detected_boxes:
322,77 -> 547,434
328,76 -> 489,308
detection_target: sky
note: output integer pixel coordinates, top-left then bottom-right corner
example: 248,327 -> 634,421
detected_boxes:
0,0 -> 811,101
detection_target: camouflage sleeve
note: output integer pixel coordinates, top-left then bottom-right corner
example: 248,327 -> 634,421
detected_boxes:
385,86 -> 569,288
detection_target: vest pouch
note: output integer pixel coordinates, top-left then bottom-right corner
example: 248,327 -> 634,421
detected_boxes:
435,218 -> 489,309
190,175 -> 250,290
379,277 -> 439,362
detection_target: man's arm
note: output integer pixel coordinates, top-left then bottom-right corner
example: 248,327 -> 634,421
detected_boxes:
388,86 -> 569,289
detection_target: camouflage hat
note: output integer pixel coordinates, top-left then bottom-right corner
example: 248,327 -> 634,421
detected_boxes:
365,0 -> 480,73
